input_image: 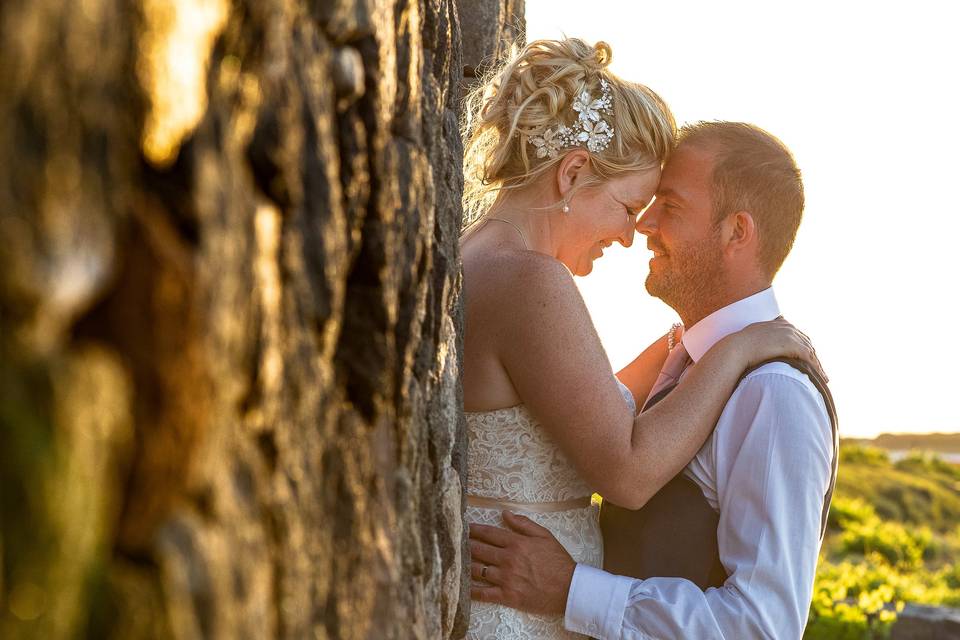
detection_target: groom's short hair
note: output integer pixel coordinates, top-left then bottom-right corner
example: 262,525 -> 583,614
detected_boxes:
678,122 -> 804,278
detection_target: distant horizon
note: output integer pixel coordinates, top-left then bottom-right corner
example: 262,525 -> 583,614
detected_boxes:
842,432 -> 960,445
845,429 -> 960,440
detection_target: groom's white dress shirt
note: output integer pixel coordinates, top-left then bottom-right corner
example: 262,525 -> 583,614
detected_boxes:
565,288 -> 833,639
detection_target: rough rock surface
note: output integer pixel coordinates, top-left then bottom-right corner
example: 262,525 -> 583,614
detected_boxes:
0,0 -> 520,638
459,0 -> 524,79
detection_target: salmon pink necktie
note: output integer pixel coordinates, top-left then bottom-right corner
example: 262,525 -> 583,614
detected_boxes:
641,341 -> 692,413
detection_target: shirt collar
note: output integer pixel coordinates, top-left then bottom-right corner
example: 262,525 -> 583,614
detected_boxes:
681,287 -> 781,363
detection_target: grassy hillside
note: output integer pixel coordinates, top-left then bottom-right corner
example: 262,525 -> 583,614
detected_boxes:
806,444 -> 960,638
834,445 -> 960,532
843,432 -> 960,454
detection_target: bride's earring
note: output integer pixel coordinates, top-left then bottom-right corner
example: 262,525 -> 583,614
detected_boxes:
562,200 -> 570,214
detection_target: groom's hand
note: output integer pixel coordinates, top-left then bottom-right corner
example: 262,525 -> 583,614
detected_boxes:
469,510 -> 576,617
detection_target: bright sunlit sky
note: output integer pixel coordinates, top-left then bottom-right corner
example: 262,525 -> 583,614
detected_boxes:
526,0 -> 960,438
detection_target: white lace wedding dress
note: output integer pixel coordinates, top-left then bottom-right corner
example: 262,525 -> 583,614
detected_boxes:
465,381 -> 636,639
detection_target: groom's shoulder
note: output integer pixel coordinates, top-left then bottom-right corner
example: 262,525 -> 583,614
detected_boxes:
742,360 -> 817,387
727,361 -> 834,471
734,361 -> 830,423
738,360 -> 823,400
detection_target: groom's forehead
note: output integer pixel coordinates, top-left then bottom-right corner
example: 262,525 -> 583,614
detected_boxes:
667,142 -> 716,172
660,154 -> 713,193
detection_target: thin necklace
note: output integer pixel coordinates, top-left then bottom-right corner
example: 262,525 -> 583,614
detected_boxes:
486,217 -> 529,250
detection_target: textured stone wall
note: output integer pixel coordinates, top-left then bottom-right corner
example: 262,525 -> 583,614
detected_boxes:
459,0 -> 525,80
0,1 -> 518,638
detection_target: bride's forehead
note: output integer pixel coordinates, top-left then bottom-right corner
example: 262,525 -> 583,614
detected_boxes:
607,170 -> 660,201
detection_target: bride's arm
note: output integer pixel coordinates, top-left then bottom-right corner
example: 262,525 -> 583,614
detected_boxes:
619,335 -> 770,506
615,333 -> 669,409
499,256 -> 817,510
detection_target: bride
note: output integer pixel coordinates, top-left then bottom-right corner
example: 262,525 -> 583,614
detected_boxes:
459,38 -> 821,638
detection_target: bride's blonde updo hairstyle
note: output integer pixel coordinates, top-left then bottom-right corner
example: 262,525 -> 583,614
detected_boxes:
462,38 -> 676,228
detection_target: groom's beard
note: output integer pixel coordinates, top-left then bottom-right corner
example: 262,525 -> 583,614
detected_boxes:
645,230 -> 727,323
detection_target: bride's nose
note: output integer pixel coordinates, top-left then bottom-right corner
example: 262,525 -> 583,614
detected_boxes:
618,224 -> 635,248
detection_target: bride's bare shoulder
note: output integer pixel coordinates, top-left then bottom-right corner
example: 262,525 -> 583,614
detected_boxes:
462,247 -> 583,316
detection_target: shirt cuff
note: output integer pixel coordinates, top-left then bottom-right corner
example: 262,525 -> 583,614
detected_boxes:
565,563 -> 634,639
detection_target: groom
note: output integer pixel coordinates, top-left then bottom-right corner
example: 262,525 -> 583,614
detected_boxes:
469,121 -> 838,638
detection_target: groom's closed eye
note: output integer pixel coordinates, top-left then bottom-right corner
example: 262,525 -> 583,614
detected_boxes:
628,199 -> 654,217
655,187 -> 687,205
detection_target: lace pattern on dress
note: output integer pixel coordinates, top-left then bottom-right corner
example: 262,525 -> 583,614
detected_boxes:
465,379 -> 632,639
466,405 -> 593,503
467,504 -> 602,640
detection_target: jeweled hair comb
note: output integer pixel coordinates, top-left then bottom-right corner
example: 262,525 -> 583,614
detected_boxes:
528,79 -> 615,159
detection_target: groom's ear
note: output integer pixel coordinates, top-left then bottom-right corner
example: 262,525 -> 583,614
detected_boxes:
721,210 -> 758,256
556,150 -> 591,198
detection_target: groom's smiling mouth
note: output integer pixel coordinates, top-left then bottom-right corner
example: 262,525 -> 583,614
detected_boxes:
647,241 -> 670,269
648,241 -> 669,259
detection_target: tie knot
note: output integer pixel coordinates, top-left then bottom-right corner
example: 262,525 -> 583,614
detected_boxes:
643,342 -> 691,411
641,341 -> 692,412
662,341 -> 690,381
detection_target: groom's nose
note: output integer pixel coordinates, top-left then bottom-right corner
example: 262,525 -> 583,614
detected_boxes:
635,207 -> 657,236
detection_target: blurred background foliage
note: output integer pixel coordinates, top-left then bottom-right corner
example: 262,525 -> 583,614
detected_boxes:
806,443 -> 960,638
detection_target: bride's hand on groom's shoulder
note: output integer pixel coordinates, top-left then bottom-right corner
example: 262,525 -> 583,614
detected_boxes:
723,317 -> 827,381
468,511 -> 575,617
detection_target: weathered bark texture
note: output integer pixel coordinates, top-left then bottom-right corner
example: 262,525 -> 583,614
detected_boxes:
0,1 -> 521,639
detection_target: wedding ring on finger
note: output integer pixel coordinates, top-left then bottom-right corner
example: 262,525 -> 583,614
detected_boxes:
481,565 -> 489,580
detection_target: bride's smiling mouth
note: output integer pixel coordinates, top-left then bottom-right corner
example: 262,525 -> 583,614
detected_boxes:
595,240 -> 614,258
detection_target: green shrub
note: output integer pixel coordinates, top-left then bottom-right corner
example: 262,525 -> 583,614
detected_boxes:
895,452 -> 960,483
835,463 -> 960,532
804,443 -> 960,638
840,445 -> 890,466
840,521 -> 931,568
806,557 -> 900,639
828,496 -> 878,531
